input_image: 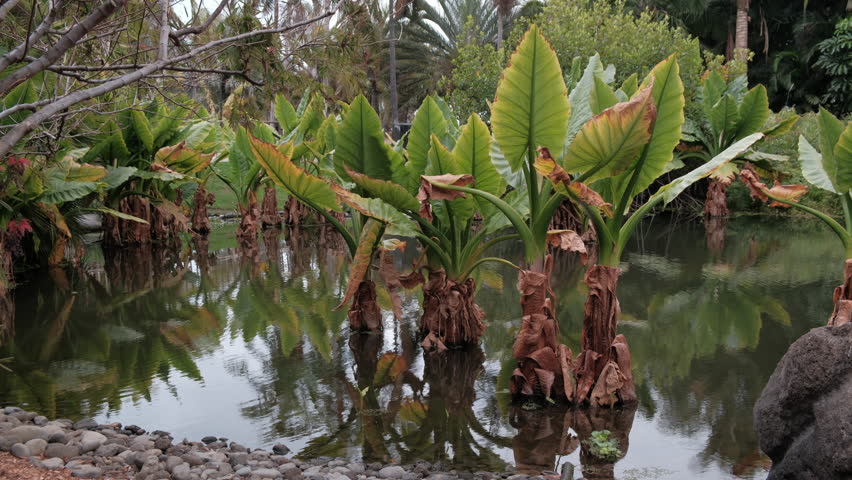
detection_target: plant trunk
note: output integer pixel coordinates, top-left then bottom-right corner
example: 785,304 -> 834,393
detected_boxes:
735,0 -> 750,52
260,185 -> 282,228
704,179 -> 730,217
237,189 -> 259,247
282,196 -> 310,226
0,230 -> 14,344
388,0 -> 399,139
510,255 -> 573,400
829,259 -> 852,326
104,194 -> 152,247
705,216 -> 727,255
348,279 -> 383,332
419,270 -> 485,351
575,265 -> 636,407
262,227 -> 282,261
191,185 -> 214,235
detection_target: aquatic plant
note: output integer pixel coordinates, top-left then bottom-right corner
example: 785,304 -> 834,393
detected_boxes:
740,107 -> 852,326
434,25 -> 763,405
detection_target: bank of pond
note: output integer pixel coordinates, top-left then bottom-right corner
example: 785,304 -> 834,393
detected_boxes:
0,216 -> 841,479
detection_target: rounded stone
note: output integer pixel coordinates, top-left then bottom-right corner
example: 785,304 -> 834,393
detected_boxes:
379,466 -> 406,479
73,418 -> 98,430
44,443 -> 81,459
24,438 -> 47,456
48,431 -> 67,444
70,465 -> 103,478
254,467 -> 284,478
10,443 -> 30,458
80,430 -> 107,453
42,457 -> 65,470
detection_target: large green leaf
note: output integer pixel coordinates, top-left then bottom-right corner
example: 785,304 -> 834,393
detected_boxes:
408,96 -> 448,178
334,187 -> 418,237
334,219 -> 383,310
590,76 -> 619,115
155,143 -> 213,174
834,122 -> 852,192
819,108 -> 850,191
798,136 -> 836,193
709,94 -> 739,139
734,85 -> 769,140
426,135 -> 475,225
274,94 -> 299,133
103,166 -> 138,189
344,166 -> 419,212
335,95 -> 402,183
491,24 -> 570,171
701,71 -> 726,118
657,133 -> 764,204
563,86 -> 656,183
248,135 -> 340,212
563,54 -> 606,154
453,114 -> 504,216
0,80 -> 37,126
605,55 -> 685,204
130,110 -> 154,152
41,170 -> 100,204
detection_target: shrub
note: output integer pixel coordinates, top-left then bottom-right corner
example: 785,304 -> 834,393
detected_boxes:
438,19 -> 505,122
507,0 -> 702,105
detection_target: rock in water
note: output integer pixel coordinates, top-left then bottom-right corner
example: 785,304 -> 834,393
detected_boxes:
753,323 -> 852,479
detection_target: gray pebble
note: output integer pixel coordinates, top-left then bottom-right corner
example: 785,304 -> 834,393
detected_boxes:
173,463 -> 192,480
71,465 -> 103,478
73,418 -> 98,430
254,467 -> 284,478
236,466 -> 252,475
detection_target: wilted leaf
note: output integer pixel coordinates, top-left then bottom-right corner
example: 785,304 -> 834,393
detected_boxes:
709,163 -> 739,185
334,219 -> 383,311
155,142 -> 214,175
563,85 -> 656,183
546,230 -> 587,264
534,148 -> 612,215
418,173 -> 475,221
740,167 -> 808,207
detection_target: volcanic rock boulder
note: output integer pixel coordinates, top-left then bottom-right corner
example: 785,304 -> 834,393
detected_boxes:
753,322 -> 852,480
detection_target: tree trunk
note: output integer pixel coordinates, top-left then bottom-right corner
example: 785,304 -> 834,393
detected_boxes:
735,0 -> 750,52
704,179 -> 730,217
0,230 -> 14,345
829,259 -> 852,326
496,11 -> 504,50
191,185 -> 214,235
237,190 -> 259,248
575,265 -> 636,407
419,270 -> 485,351
348,279 -> 383,332
260,185 -> 282,228
104,194 -> 152,247
388,0 -> 399,140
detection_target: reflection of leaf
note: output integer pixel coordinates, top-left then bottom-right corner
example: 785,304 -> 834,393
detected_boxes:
374,353 -> 408,385
399,400 -> 428,424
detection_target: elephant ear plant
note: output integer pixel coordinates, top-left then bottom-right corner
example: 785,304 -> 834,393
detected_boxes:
740,108 -> 852,327
680,71 -> 797,217
328,95 -> 522,350
432,25 -> 764,406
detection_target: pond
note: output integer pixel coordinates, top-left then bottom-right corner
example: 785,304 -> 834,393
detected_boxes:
0,216 -> 842,480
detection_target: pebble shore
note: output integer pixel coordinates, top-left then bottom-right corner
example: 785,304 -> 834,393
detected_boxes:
0,406 -> 547,480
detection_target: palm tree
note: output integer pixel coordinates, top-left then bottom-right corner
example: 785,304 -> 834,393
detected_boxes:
494,0 -> 516,50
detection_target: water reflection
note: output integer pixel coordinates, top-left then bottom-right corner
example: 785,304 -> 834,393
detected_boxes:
0,218 -> 843,479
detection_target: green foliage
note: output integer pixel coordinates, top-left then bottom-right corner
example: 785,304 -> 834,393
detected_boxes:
507,0 -> 702,109
584,430 -> 622,461
815,16 -> 852,115
439,18 -> 505,121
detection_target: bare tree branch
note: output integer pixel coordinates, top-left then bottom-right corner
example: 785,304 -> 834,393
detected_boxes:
0,0 -> 63,72
0,9 -> 335,157
158,0 -> 169,60
169,0 -> 228,39
0,0 -> 23,24
45,63 -> 265,85
0,98 -> 52,121
0,0 -> 131,97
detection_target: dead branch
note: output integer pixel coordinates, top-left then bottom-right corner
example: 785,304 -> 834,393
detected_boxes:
0,9 -> 335,157
0,0 -> 131,96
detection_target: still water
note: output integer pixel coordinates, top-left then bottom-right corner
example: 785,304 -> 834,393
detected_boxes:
0,217 -> 842,479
